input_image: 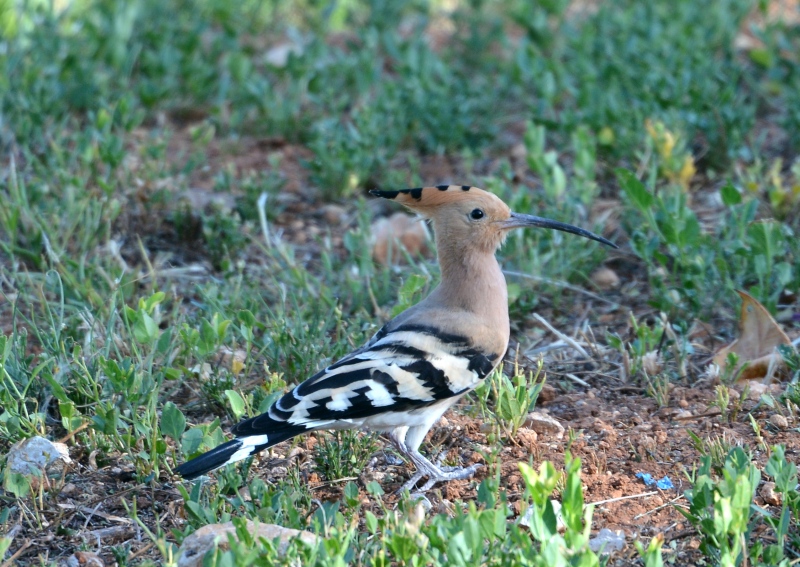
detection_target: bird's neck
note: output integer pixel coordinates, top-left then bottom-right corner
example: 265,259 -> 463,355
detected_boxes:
432,240 -> 509,328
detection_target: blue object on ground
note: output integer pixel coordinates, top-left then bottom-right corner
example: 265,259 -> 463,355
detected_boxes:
636,472 -> 674,490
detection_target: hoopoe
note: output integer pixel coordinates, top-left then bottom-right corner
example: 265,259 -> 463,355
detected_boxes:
175,185 -> 616,491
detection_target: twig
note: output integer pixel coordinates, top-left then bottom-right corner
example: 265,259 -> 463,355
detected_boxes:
127,542 -> 155,562
532,314 -> 590,359
526,340 -> 568,355
589,491 -> 658,507
58,503 -> 133,525
311,476 -> 359,489
503,270 -> 620,307
674,409 -> 722,421
257,192 -> 272,248
564,373 -> 590,388
58,421 -> 90,444
633,494 -> 686,520
1,540 -> 32,567
82,525 -> 135,542
664,528 -> 696,543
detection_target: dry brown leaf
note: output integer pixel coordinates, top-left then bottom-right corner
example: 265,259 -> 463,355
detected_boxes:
713,290 -> 791,382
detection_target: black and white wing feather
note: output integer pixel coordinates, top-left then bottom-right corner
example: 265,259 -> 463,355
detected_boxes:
175,323 -> 499,479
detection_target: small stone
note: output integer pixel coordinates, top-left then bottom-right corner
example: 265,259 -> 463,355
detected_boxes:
747,382 -> 769,401
760,482 -> 782,506
674,410 -> 693,420
61,482 -> 78,496
679,399 -> 689,408
510,143 -> 527,163
371,213 -> 431,265
591,267 -> 620,290
523,412 -> 565,440
538,384 -> 558,404
66,552 -> 105,567
7,436 -> 72,477
177,521 -> 318,567
438,416 -> 449,427
770,414 -> 789,430
321,204 -> 347,225
516,427 -> 538,447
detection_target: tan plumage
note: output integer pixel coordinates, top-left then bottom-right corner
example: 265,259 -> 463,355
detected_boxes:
176,184 -> 616,492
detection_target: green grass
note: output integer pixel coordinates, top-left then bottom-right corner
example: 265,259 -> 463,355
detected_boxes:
1,0 -> 800,565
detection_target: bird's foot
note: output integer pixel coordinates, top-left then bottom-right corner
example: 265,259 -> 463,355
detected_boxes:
397,463 -> 483,494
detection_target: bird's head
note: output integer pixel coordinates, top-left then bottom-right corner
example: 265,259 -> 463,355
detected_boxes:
370,185 -> 617,254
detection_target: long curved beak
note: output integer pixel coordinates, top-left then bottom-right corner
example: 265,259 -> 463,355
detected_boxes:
500,212 -> 618,248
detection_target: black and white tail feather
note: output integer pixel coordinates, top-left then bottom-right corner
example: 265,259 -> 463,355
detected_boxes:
174,322 -> 499,481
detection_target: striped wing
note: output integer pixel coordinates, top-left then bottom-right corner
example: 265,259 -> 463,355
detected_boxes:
231,324 -> 499,437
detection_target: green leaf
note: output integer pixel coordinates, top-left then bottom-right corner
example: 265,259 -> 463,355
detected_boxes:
225,390 -> 246,420
237,309 -> 256,327
616,168 -> 653,211
161,401 -> 186,440
181,427 -> 205,456
3,471 -> 31,498
43,370 -> 69,403
720,183 -> 742,206
365,511 -> 378,534
133,311 -> 158,344
343,481 -> 360,507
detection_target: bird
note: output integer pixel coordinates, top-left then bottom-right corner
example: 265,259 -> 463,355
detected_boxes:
175,184 -> 616,492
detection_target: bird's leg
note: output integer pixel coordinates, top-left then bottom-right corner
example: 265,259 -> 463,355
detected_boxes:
391,427 -> 482,494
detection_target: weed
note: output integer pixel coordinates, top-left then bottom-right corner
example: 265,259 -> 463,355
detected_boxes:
473,360 -> 544,440
313,430 -> 380,481
681,445 -> 799,566
643,373 -> 671,408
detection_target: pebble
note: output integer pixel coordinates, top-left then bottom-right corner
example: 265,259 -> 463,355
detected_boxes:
770,414 -> 789,429
371,213 -> 431,265
523,412 -> 565,440
321,204 -> 347,225
591,267 -> 621,290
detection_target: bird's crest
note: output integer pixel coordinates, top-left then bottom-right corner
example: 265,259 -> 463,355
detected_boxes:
370,185 -> 502,213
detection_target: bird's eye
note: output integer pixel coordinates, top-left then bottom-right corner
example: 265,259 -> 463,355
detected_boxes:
470,209 -> 485,220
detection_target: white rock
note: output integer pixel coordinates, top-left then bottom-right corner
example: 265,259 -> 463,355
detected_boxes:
589,528 -> 626,554
7,436 -> 72,476
177,521 -> 318,567
523,412 -> 565,440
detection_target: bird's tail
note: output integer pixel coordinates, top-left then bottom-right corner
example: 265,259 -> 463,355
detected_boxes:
174,429 -> 300,480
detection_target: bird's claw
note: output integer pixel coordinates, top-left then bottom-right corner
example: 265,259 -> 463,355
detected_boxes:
396,463 -> 483,494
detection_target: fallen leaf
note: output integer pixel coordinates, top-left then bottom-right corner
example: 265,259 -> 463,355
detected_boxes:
712,290 -> 791,382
